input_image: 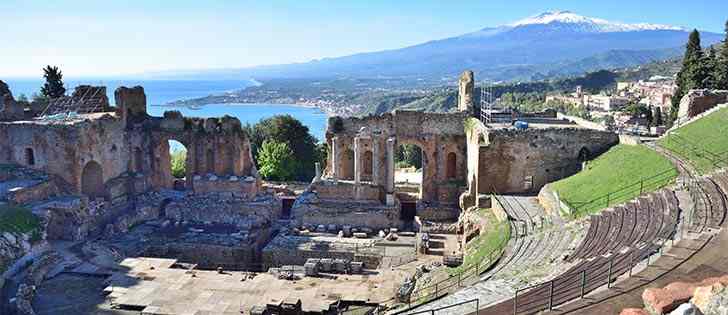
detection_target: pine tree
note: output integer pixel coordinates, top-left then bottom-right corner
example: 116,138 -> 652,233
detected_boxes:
40,65 -> 66,99
671,30 -> 709,122
715,20 -> 728,89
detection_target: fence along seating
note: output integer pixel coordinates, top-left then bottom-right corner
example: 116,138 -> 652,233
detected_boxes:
567,189 -> 678,263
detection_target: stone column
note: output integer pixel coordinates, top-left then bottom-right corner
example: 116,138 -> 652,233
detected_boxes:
372,137 -> 380,185
331,137 -> 339,183
354,137 -> 361,184
386,137 -> 396,206
314,162 -> 321,182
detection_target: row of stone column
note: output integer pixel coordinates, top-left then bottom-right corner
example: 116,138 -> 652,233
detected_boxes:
331,136 -> 396,205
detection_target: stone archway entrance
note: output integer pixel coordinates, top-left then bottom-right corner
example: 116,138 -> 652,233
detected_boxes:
81,161 -> 105,200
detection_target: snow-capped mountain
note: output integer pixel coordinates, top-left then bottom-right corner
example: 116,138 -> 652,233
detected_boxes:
507,11 -> 685,33
155,11 -> 721,82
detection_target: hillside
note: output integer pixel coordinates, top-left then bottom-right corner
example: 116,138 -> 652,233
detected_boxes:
659,107 -> 728,174
148,11 -> 722,84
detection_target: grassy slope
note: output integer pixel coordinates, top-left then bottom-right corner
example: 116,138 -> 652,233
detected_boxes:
551,144 -> 677,217
658,107 -> 728,175
449,208 -> 510,275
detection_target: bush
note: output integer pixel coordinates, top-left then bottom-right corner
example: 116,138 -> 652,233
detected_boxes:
245,115 -> 319,181
257,140 -> 296,181
170,149 -> 187,178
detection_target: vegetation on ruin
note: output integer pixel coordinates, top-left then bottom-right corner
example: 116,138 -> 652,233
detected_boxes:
0,205 -> 41,237
40,65 -> 66,99
552,144 -> 677,217
658,107 -> 728,174
170,148 -> 187,179
244,115 -> 325,181
448,208 -> 510,276
257,140 -> 296,181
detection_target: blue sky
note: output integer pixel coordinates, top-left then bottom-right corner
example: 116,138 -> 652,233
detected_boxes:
2,0 -> 726,78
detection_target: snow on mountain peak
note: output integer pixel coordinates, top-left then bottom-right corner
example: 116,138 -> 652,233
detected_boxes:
507,10 -> 685,33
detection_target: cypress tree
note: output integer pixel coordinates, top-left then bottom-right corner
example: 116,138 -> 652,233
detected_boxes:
40,65 -> 66,99
715,20 -> 728,89
671,30 -> 709,122
705,47 -> 719,89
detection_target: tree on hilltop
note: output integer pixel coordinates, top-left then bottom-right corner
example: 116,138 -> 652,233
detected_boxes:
671,30 -> 709,123
40,65 -> 66,99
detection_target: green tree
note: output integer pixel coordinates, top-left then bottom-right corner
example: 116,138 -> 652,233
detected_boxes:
17,94 -> 29,103
653,106 -> 664,126
715,20 -> 728,89
40,66 -> 66,98
245,115 -> 319,181
396,144 -> 422,169
257,140 -> 296,181
671,30 -> 709,122
170,149 -> 187,179
704,47 -> 719,89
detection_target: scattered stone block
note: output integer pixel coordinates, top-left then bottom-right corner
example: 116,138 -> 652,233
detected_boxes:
334,259 -> 347,273
350,262 -> 363,274
304,262 -> 318,277
327,224 -> 338,233
229,176 -> 238,181
316,225 -> 327,233
378,230 -> 386,238
320,259 -> 333,272
353,232 -> 368,239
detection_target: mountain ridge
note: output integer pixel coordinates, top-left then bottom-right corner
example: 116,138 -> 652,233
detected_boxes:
142,11 -> 722,83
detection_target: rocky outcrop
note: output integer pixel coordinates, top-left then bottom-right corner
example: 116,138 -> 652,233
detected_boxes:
677,89 -> 728,122
643,275 -> 728,314
0,231 -> 33,274
0,80 -> 23,121
692,282 -> 728,315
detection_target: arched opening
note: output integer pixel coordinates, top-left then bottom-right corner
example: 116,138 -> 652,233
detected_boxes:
25,148 -> 35,166
166,140 -> 188,191
395,143 -> 423,197
81,161 -> 105,200
341,149 -> 355,180
446,152 -> 457,179
206,149 -> 215,174
363,150 -> 373,176
133,147 -> 143,173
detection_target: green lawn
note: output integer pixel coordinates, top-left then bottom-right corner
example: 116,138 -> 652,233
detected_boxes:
449,208 -> 510,276
658,107 -> 728,175
0,205 -> 41,235
551,144 -> 677,217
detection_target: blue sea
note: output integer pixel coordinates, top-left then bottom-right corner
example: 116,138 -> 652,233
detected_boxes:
4,79 -> 328,141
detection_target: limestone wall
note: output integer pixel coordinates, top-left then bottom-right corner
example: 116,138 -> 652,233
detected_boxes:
677,89 -> 728,122
476,127 -> 618,194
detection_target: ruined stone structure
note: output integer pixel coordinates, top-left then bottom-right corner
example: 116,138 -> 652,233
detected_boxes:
0,85 -> 259,202
677,89 -> 728,123
309,71 -> 620,227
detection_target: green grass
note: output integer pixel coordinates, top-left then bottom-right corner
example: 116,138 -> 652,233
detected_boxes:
551,144 -> 677,217
658,107 -> 728,175
448,208 -> 510,276
0,205 -> 41,235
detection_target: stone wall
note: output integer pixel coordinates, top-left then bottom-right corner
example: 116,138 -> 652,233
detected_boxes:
164,194 -> 281,229
677,89 -> 728,122
474,126 -> 618,194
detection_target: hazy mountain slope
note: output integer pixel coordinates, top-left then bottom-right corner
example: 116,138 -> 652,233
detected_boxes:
147,11 -> 722,83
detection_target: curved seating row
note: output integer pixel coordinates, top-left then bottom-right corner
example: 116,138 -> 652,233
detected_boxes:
568,189 -> 678,262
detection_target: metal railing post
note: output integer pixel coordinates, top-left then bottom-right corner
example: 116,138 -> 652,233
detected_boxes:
580,270 -> 586,298
458,272 -> 461,287
607,257 -> 614,288
476,298 -> 480,315
513,289 -> 518,315
640,180 -> 644,194
435,283 -> 438,297
548,280 -> 555,311
606,193 -> 611,207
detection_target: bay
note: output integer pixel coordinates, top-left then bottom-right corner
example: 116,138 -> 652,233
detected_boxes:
3,79 -> 329,141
